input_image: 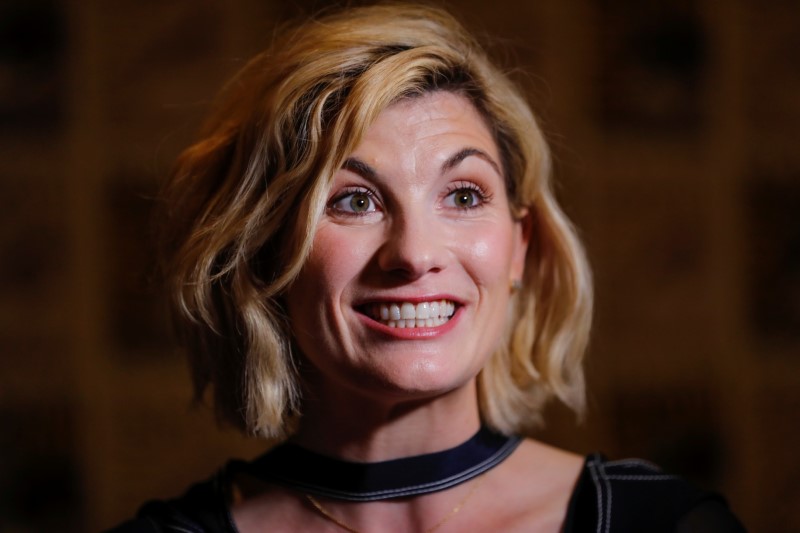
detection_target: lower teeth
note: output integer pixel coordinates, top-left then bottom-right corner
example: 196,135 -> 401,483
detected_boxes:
383,317 -> 449,328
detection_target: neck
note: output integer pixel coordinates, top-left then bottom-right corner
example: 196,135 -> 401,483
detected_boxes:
254,420 -> 519,503
291,379 -> 482,462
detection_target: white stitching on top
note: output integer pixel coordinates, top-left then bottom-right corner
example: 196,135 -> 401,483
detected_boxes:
598,460 -> 613,533
584,457 -> 686,531
587,460 -> 604,533
274,436 -> 522,501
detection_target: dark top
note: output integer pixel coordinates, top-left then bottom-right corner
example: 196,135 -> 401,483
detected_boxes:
108,454 -> 746,532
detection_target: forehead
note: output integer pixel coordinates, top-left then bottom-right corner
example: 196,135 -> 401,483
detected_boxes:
356,91 -> 499,156
384,91 -> 487,124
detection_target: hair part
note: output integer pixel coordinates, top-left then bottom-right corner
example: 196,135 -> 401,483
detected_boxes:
159,3 -> 592,439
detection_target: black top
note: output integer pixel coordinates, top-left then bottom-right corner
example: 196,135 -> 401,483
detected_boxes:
562,455 -> 745,532
250,427 -> 521,501
108,454 -> 746,532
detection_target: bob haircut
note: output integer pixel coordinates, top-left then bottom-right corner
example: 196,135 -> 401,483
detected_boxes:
160,3 -> 592,439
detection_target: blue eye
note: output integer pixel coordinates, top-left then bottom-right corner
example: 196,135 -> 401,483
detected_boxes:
331,190 -> 377,214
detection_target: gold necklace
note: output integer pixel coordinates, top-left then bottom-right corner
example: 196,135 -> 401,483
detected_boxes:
305,475 -> 485,533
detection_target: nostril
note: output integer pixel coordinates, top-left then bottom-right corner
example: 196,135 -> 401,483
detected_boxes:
376,233 -> 446,279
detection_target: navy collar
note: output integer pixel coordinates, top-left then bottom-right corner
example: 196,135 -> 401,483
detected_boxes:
250,426 -> 521,501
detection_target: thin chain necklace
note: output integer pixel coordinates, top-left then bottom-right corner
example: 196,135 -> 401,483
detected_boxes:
305,474 -> 485,533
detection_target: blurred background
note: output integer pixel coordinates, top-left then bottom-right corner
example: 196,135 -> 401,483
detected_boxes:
1,0 -> 798,531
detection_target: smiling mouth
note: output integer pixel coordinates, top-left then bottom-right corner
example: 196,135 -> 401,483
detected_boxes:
361,300 -> 457,328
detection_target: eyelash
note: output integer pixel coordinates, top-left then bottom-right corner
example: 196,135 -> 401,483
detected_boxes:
328,186 -> 380,217
443,181 -> 492,209
327,181 -> 491,217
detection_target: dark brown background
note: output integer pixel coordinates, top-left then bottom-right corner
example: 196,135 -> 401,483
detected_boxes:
1,1 -> 798,531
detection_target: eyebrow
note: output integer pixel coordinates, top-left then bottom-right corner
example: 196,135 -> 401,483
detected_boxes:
342,147 -> 502,181
441,147 -> 502,177
342,157 -> 379,181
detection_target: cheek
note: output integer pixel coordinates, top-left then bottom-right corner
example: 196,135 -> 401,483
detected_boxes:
455,223 -> 516,284
291,225 -> 375,313
309,226 -> 373,289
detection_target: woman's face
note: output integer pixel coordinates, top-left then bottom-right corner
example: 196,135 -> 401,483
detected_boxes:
286,91 -> 529,403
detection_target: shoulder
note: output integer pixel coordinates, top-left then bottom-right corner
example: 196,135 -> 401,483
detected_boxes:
104,462 -> 241,533
564,454 -> 746,533
475,439 -> 585,531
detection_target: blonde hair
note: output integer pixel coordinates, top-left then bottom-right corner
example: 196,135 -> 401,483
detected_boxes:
159,3 -> 592,439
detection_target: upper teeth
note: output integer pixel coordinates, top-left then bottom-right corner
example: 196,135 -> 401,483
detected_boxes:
368,300 -> 456,328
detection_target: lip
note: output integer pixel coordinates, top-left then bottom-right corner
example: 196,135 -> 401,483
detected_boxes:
356,306 -> 463,338
354,295 -> 464,339
354,293 -> 464,306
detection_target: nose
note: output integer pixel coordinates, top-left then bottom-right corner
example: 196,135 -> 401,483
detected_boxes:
376,212 -> 447,280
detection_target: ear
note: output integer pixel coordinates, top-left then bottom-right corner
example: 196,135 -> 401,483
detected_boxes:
510,209 -> 532,282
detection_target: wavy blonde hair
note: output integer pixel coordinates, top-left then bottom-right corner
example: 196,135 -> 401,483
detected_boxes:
159,3 -> 592,439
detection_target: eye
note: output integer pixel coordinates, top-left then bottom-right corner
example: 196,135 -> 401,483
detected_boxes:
451,189 -> 477,208
444,183 -> 489,210
330,188 -> 378,215
348,191 -> 372,213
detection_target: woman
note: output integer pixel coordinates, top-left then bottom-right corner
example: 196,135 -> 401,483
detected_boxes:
113,4 -> 744,532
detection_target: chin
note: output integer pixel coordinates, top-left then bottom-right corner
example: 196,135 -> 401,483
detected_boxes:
348,360 -> 479,403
